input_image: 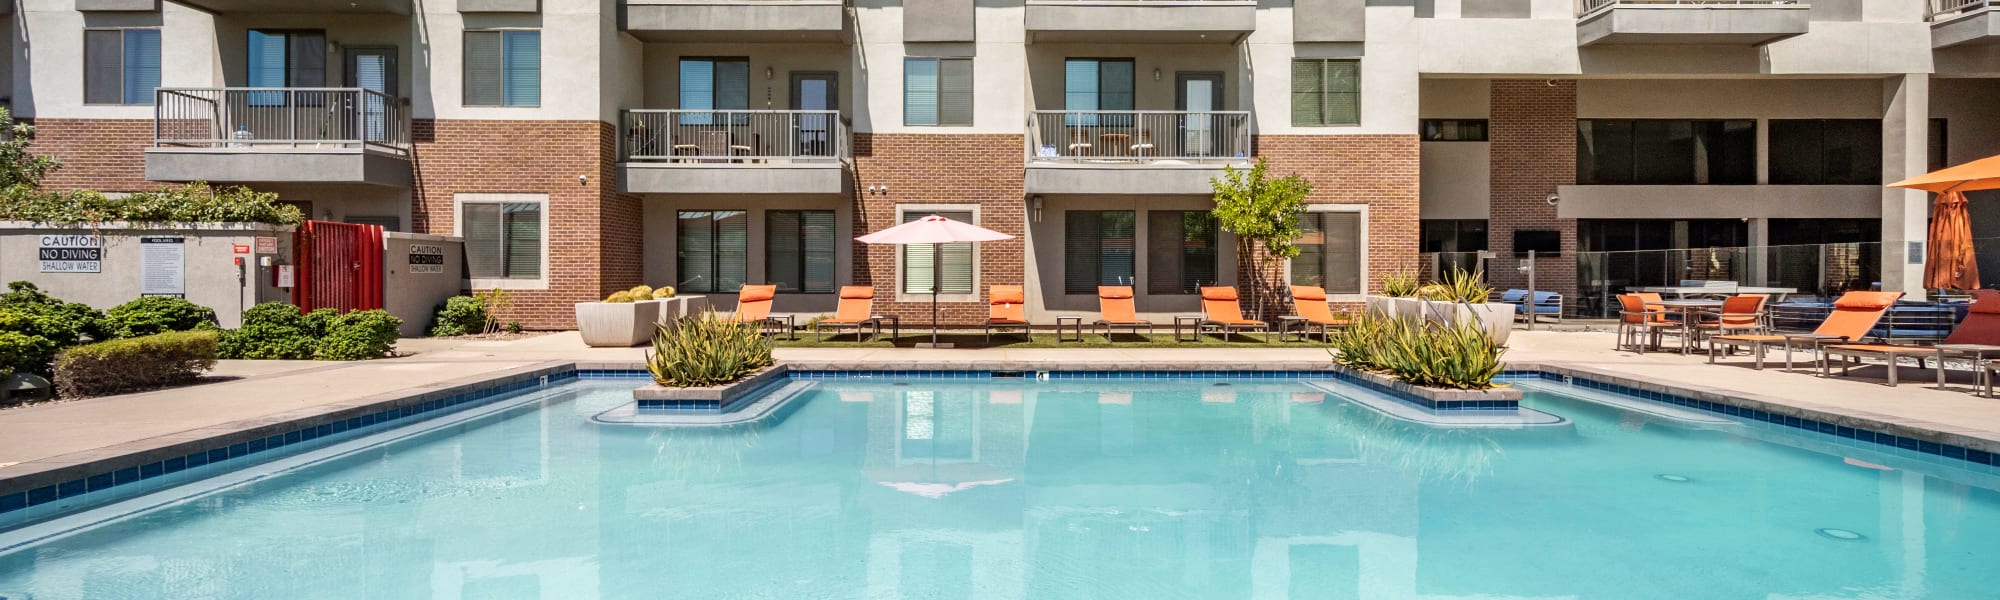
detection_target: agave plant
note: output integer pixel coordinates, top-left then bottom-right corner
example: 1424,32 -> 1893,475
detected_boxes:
1437,268 -> 1493,304
646,311 -> 774,387
1380,270 -> 1420,298
1327,312 -> 1503,390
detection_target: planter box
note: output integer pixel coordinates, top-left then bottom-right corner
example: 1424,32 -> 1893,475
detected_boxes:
1327,363 -> 1522,410
576,299 -> 664,347
651,295 -> 713,333
1365,295 -> 1396,318
1418,300 -> 1517,347
632,363 -> 789,411
1391,297 -> 1423,321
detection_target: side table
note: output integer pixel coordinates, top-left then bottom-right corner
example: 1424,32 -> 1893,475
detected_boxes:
1056,316 -> 1084,343
870,314 -> 900,342
1173,315 -> 1204,342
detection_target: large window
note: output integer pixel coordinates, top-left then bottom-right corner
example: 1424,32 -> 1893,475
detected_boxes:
1064,211 -> 1136,294
678,210 -> 748,294
1420,119 -> 1488,142
679,57 -> 749,122
1576,119 -> 1755,185
1147,211 -> 1218,295
1291,59 -> 1359,127
1767,218 -> 1881,246
903,211 -> 974,294
1293,211 -> 1362,294
461,199 -> 543,281
1769,119 -> 1882,185
247,30 -> 326,88
84,29 -> 160,105
1578,219 -> 1746,252
767,210 -> 836,293
465,30 -> 540,107
1421,219 -> 1488,253
904,58 -> 973,126
1064,58 -> 1134,125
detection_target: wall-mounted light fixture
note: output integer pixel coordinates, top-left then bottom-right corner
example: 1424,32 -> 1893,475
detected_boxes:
765,67 -> 775,80
1545,191 -> 1560,206
1031,195 -> 1044,222
1153,68 -> 1161,81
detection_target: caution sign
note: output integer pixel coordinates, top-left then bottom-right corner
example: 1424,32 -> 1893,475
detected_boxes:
38,234 -> 101,273
408,244 -> 445,274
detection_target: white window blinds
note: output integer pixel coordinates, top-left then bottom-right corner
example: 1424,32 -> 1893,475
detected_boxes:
768,210 -> 837,293
465,31 -> 540,107
903,211 -> 974,295
463,202 -> 543,280
678,210 -> 749,293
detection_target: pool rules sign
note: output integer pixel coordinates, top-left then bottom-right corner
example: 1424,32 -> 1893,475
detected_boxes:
38,234 -> 101,273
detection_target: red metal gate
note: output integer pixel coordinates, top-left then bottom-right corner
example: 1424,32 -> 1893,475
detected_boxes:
292,220 -> 384,312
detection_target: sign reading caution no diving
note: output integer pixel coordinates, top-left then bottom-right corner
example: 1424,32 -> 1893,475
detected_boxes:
38,234 -> 101,273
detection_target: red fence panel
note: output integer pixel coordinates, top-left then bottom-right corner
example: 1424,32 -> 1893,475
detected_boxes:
292,220 -> 384,313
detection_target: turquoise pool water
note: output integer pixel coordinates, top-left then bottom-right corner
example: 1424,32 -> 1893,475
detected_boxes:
3,376 -> 1999,599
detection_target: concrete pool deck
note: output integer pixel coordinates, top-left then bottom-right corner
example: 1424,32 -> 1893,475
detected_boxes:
1,328 -> 1996,473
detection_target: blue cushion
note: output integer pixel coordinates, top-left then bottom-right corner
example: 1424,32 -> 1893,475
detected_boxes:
1531,291 -> 1561,304
1501,290 -> 1527,302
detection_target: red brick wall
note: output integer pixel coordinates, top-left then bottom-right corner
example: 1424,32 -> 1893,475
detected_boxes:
851,133 -> 1026,326
1487,80 -> 1578,311
24,118 -> 158,192
410,119 -> 642,329
1253,134 -> 1422,314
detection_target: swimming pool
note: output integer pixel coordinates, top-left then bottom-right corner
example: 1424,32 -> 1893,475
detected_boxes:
2,374 -> 1998,599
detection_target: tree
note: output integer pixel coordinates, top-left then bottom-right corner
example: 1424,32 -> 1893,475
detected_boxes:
1210,159 -> 1313,320
0,107 -> 59,189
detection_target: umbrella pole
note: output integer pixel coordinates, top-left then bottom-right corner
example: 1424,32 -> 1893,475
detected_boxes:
933,241 -> 941,346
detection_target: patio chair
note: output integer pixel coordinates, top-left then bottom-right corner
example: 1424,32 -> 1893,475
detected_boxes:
1616,293 -> 1678,353
1288,285 -> 1350,342
1708,291 -> 1902,371
985,285 -> 1030,344
1690,294 -> 1768,345
814,286 -> 876,343
1199,286 -> 1269,343
1823,290 -> 2000,387
726,284 -> 782,337
1093,286 -> 1154,339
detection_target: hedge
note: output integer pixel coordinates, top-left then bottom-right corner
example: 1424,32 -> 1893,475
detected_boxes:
107,296 -> 216,338
53,330 -> 218,398
219,303 -> 402,361
0,182 -> 302,226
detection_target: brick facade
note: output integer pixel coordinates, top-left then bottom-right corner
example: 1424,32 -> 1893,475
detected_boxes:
851,133 -> 1027,326
1487,80 -> 1579,310
24,119 -> 159,193
1253,134 -> 1422,314
410,119 -> 643,329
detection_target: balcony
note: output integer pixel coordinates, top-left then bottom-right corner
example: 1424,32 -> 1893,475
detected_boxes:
618,110 -> 849,195
1575,0 -> 1811,46
1026,110 -> 1251,195
622,0 -> 846,43
145,88 -> 412,188
164,0 -> 411,13
1930,0 -> 2000,48
1024,0 -> 1257,43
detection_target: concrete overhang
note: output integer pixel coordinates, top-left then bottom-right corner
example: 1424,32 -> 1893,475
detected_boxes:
1554,185 -> 1881,220
1931,8 -> 2000,49
145,149 -> 413,188
170,0 -> 411,13
1023,0 -> 1256,44
622,0 -> 847,43
1025,162 -> 1247,195
1575,4 -> 1810,46
619,163 -> 847,195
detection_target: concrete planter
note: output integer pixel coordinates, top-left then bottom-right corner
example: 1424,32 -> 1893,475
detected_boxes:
1390,297 -> 1424,321
651,295 -> 713,333
632,363 -> 790,411
1364,295 -> 1395,318
1415,300 -> 1515,346
575,300 -> 664,347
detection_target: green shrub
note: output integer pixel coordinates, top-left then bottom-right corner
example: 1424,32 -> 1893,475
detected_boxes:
428,295 -> 488,337
106,296 -> 216,338
1330,313 -> 1503,390
1381,271 -> 1420,298
218,302 -> 316,360
53,330 -> 218,398
646,312 -> 773,387
1437,268 -> 1493,304
0,281 -> 107,342
0,182 -> 302,226
0,330 -> 57,378
313,310 -> 402,361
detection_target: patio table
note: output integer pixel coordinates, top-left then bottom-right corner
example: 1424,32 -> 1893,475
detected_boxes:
1632,286 -> 1799,300
1654,299 -> 1722,354
1935,344 -> 2000,389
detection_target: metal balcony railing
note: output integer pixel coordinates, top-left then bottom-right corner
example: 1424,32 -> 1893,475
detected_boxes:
1577,0 -> 1804,18
153,88 -> 410,156
1929,0 -> 1999,20
1028,110 -> 1251,163
620,109 -> 848,163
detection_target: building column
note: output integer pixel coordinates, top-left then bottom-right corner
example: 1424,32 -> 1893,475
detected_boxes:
1747,217 -> 1769,286
1882,74 -> 1930,300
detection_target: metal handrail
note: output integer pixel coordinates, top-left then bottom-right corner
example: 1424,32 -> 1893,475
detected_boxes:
1028,110 -> 1251,163
620,109 -> 848,163
152,87 -> 410,156
1577,0 -> 1804,18
1929,0 -> 1999,19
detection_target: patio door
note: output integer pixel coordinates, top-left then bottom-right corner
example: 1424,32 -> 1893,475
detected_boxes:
1175,73 -> 1223,158
346,47 -> 397,144
790,72 -> 838,159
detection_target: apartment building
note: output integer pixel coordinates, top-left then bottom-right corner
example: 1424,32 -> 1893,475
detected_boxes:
5,0 -> 1998,327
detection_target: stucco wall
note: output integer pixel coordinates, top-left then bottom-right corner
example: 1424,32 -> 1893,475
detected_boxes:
0,224 -> 292,328
638,193 -> 855,315
382,232 -> 466,337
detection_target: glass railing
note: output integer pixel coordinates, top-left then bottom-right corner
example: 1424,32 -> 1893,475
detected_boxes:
1571,242 -> 1884,318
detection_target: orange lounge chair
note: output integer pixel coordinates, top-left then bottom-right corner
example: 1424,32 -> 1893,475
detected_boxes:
985,285 -> 1030,343
815,286 -> 877,342
1199,286 -> 1268,343
1825,290 -> 2000,387
1616,293 -> 1679,353
1708,291 -> 1902,371
1093,286 -> 1154,338
726,284 -> 786,338
1287,286 -> 1349,342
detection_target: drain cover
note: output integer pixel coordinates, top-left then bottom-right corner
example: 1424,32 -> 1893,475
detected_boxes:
1816,528 -> 1868,542
1213,383 -> 1233,387
1655,474 -> 1692,483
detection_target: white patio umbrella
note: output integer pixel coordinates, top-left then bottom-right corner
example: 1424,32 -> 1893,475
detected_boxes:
855,214 -> 1014,348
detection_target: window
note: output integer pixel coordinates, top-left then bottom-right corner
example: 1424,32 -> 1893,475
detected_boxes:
461,200 -> 543,281
84,29 -> 160,105
767,210 -> 836,293
1929,118 -> 1948,174
1420,220 -> 1488,253
1576,119 -> 1755,185
1147,211 -> 1218,295
247,30 -> 326,88
1421,119 -> 1488,142
1768,119 -> 1882,185
1293,212 -> 1362,294
1767,218 -> 1882,246
1578,219 -> 1746,252
465,30 -> 540,107
1064,211 -> 1136,294
904,58 -> 973,126
1064,59 -> 1134,125
679,57 -> 749,124
903,210 -> 974,294
1291,59 -> 1359,127
677,210 -> 748,294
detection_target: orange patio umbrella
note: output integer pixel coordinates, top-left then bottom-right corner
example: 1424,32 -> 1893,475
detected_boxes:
1889,156 -> 2000,291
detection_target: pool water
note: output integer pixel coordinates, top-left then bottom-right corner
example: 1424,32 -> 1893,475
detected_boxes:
3,376 -> 1999,599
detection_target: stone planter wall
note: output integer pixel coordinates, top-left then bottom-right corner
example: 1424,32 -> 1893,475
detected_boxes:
575,300 -> 664,347
631,364 -> 789,410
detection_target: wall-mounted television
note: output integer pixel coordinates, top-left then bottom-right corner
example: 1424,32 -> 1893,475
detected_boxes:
1513,230 -> 1561,257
